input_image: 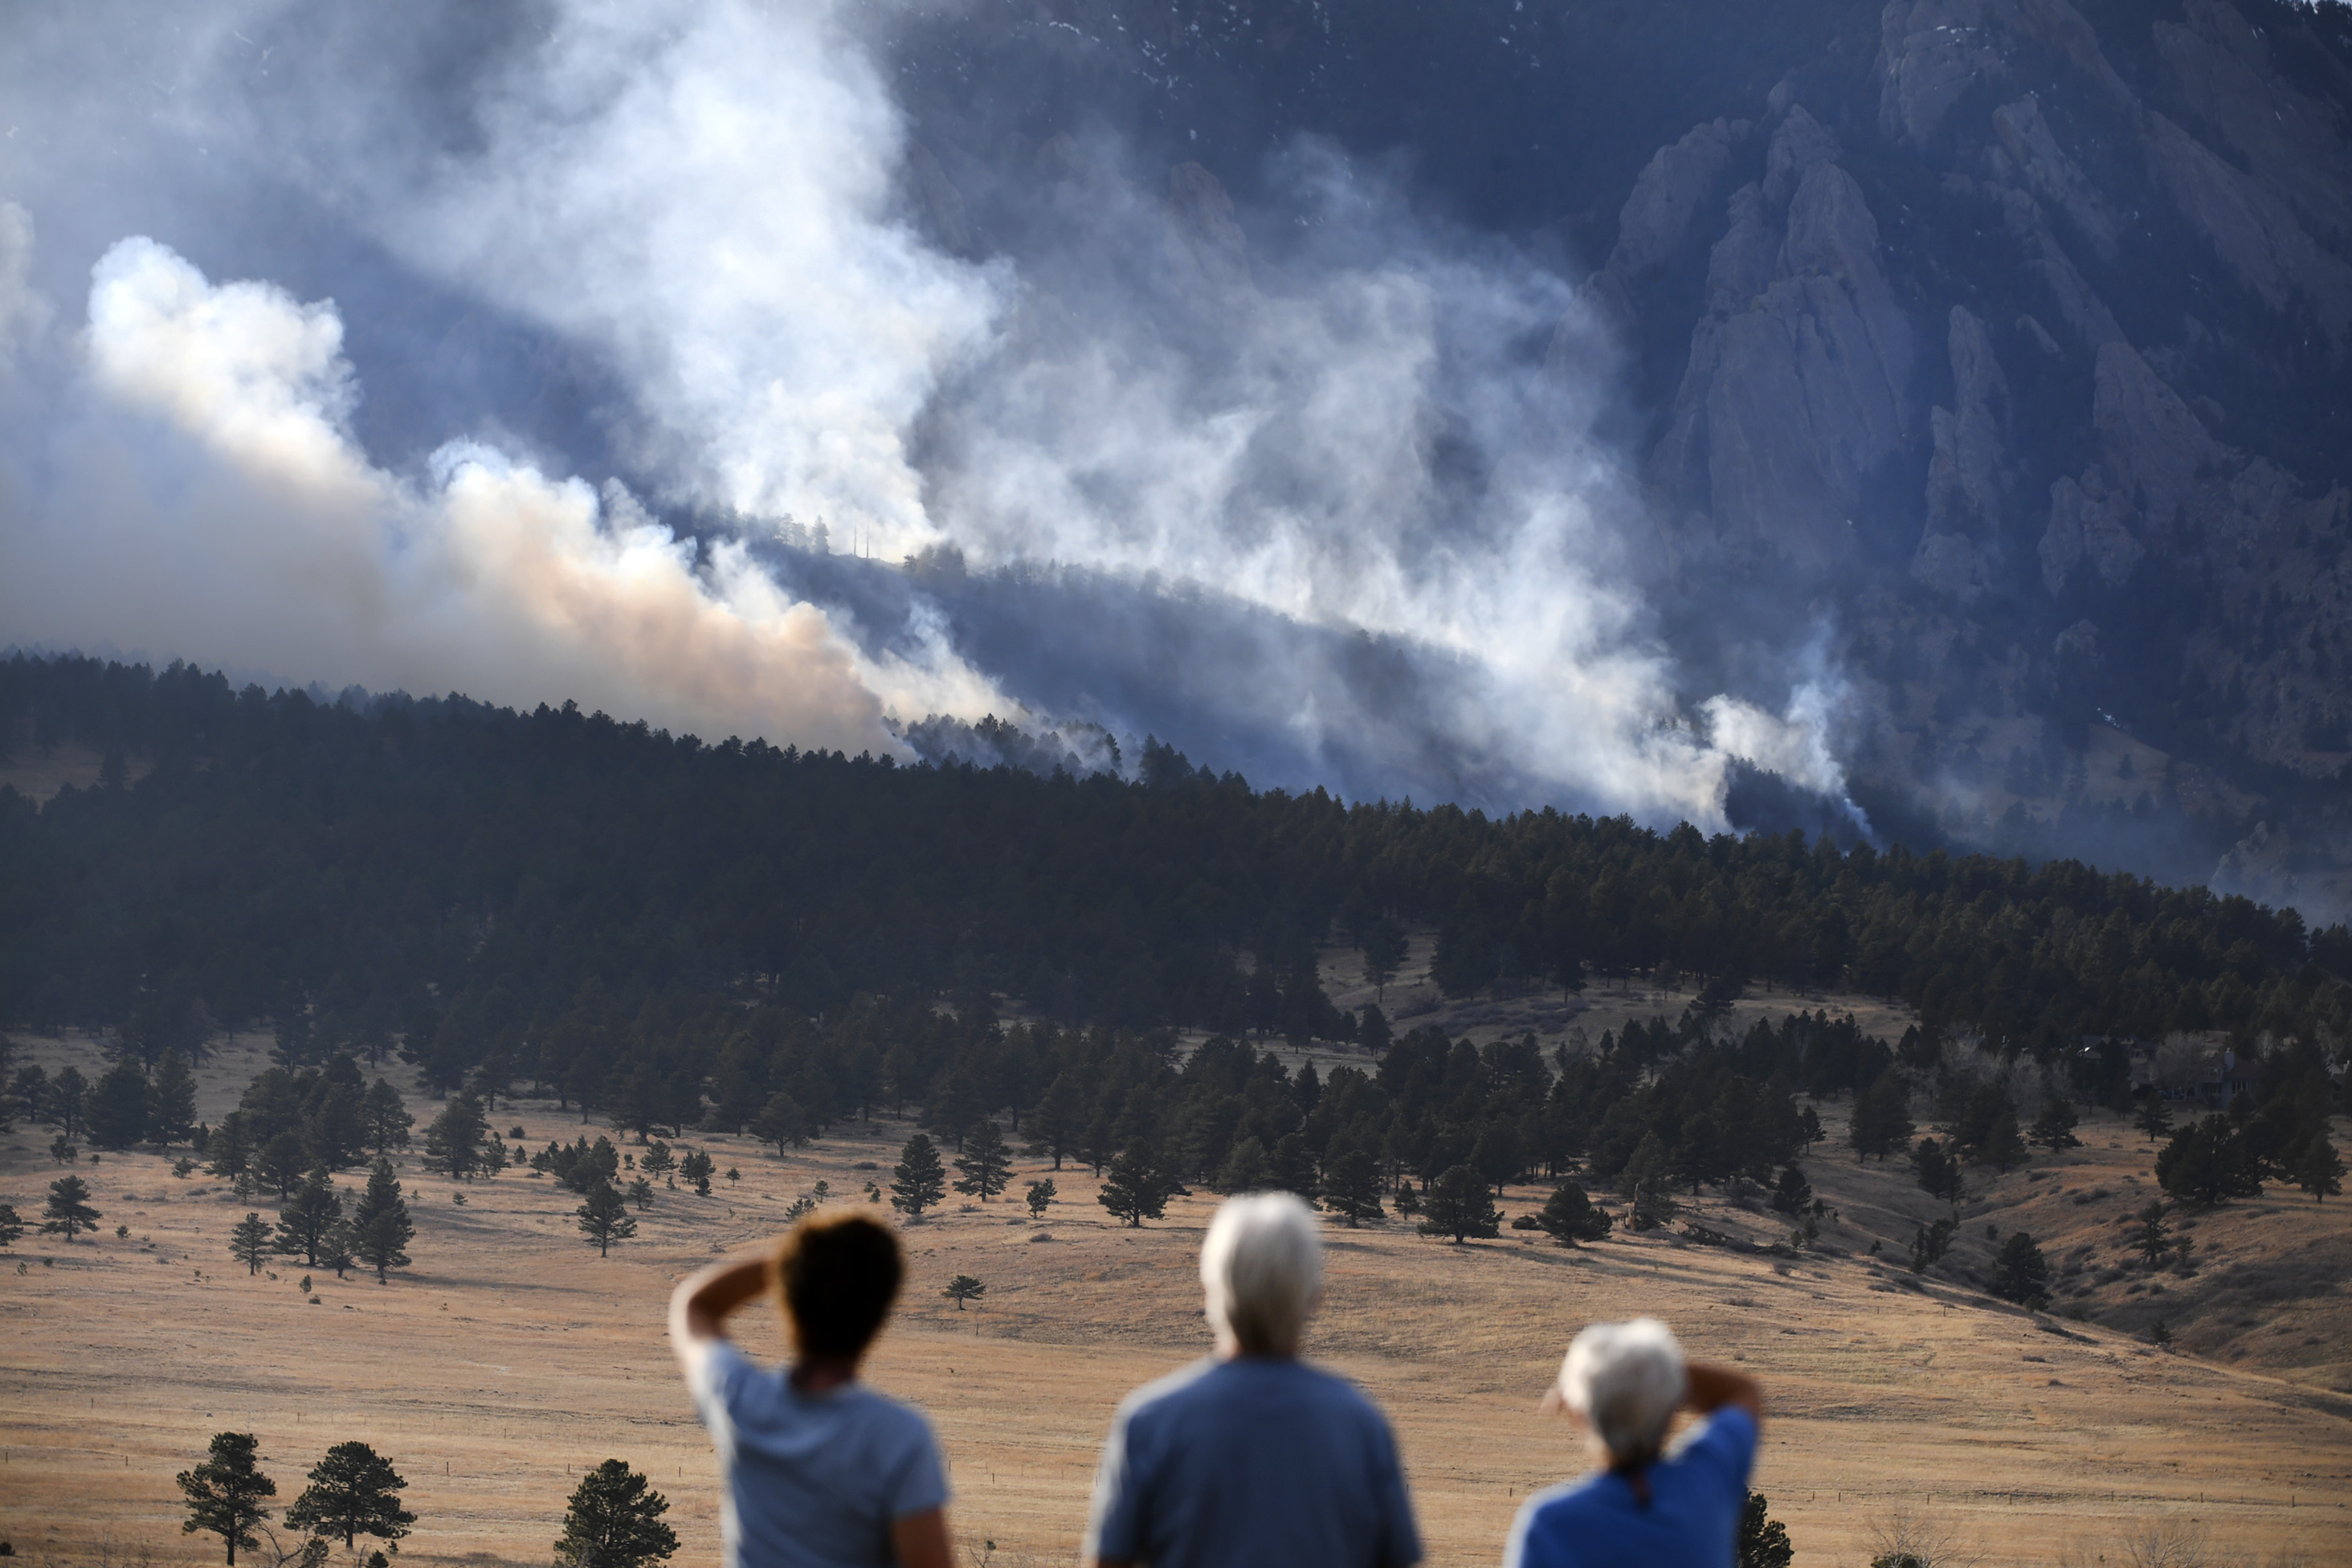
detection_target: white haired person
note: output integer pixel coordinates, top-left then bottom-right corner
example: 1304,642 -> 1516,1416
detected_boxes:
1083,1192 -> 1422,1568
1503,1318 -> 1762,1568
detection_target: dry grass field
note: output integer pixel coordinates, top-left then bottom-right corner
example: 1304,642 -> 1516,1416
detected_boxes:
3,1028 -> 2348,1568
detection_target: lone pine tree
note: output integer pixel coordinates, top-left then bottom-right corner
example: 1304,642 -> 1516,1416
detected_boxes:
890,1133 -> 947,1217
555,1460 -> 679,1568
952,1120 -> 1012,1201
1418,1164 -> 1502,1243
1098,1141 -> 1179,1228
286,1441 -> 414,1549
1536,1181 -> 1612,1246
1024,1177 -> 1056,1218
351,1158 -> 414,1282
943,1273 -> 986,1310
230,1213 -> 274,1275
41,1173 -> 101,1241
578,1181 -> 637,1256
178,1431 -> 276,1565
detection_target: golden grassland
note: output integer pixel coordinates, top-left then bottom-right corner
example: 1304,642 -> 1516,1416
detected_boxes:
3,1028 -> 2349,1568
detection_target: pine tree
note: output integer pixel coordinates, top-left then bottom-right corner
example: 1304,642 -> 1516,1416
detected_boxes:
0,1201 -> 23,1250
2129,1200 -> 2174,1264
286,1441 -> 414,1549
677,1148 -> 715,1196
257,1132 -> 310,1199
1098,1141 -> 1179,1228
555,1460 -> 679,1568
1322,1148 -> 1385,1226
361,1080 -> 413,1156
351,1158 -> 414,1282
752,1092 -> 808,1156
1990,1230 -> 2050,1306
2294,1135 -> 2344,1201
1911,1137 -> 1966,1211
1024,1073 -> 1085,1170
578,1181 -> 637,1256
1024,1177 -> 1056,1218
953,1119 -> 1013,1201
2133,1088 -> 2174,1143
1077,1110 -> 1117,1177
178,1431 -> 276,1565
1418,1164 -> 1502,1243
639,1141 -> 677,1187
2029,1096 -> 2081,1151
890,1133 -> 947,1217
422,1092 -> 489,1180
87,1059 -> 151,1149
1622,1133 -> 1679,1229
1849,1073 -> 1913,1162
1536,1180 -> 1612,1246
2156,1115 -> 2264,1207
48,1066 -> 88,1138
150,1049 -> 201,1147
208,1115 -> 255,1181
41,1173 -> 101,1241
274,1167 -> 344,1267
943,1273 -> 986,1310
318,1220 -> 358,1280
1737,1492 -> 1794,1568
1213,1136 -> 1271,1193
1769,1164 -> 1813,1215
230,1213 -> 274,1275
1978,1107 -> 2028,1171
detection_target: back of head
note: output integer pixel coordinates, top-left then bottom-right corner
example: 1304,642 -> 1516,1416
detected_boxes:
773,1213 -> 903,1362
1558,1318 -> 1686,1466
1200,1192 -> 1323,1356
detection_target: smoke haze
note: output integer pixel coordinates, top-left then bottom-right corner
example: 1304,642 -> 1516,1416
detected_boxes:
0,0 -> 1857,827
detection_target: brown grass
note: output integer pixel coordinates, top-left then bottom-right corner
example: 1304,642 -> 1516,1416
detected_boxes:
3,1029 -> 2347,1567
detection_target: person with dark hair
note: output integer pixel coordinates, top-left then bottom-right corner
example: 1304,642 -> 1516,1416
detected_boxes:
670,1213 -> 952,1568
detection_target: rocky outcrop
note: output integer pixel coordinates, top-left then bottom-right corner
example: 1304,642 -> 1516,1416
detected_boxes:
2039,468 -> 2144,593
2092,341 -> 2222,534
1876,0 -> 2129,142
2140,110 -> 2352,345
2155,0 -> 2352,249
1912,308 -> 2010,601
1763,106 -> 1840,207
1989,96 -> 2119,260
1609,120 -> 1743,279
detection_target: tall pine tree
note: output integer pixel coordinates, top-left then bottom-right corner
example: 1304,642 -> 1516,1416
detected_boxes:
351,1158 -> 414,1282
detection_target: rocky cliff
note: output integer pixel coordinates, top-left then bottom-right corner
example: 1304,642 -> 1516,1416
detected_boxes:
881,0 -> 2352,915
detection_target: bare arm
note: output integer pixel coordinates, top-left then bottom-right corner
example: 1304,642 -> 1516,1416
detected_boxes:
1683,1362 -> 1763,1429
892,1509 -> 955,1568
668,1254 -> 770,1368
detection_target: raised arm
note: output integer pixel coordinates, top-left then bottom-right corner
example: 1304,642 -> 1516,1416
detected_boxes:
1682,1362 -> 1763,1428
668,1254 -> 770,1365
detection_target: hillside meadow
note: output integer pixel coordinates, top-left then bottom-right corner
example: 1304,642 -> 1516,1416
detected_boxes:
3,1028 -> 2347,1568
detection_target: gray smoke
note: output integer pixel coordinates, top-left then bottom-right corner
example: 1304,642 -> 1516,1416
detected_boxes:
0,0 -> 1860,826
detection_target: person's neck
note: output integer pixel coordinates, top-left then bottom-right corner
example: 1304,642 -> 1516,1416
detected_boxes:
790,1356 -> 861,1394
1215,1337 -> 1299,1362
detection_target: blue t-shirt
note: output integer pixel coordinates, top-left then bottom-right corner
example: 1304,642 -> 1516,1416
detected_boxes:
1084,1356 -> 1422,1568
1503,1407 -> 1757,1568
687,1339 -> 949,1568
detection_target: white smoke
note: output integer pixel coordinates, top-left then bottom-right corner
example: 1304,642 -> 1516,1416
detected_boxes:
0,0 -> 1859,828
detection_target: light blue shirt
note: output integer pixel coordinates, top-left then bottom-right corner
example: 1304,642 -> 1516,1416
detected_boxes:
688,1339 -> 947,1568
1503,1407 -> 1757,1568
1084,1356 -> 1422,1568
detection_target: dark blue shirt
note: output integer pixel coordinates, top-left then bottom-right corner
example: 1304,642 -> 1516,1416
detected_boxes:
1084,1356 -> 1422,1568
1503,1407 -> 1757,1568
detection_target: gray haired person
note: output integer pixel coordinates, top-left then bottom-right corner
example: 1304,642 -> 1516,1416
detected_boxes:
1503,1318 -> 1761,1568
1082,1192 -> 1422,1568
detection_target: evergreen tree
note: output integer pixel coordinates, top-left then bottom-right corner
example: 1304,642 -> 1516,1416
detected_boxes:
1269,1132 -> 1324,1204
752,1092 -> 809,1156
639,1141 -> 678,1187
41,1173 -> 101,1241
230,1213 -> 274,1274
150,1049 -> 201,1147
1737,1491 -> 1794,1568
1910,1137 -> 1965,1211
1077,1110 -> 1117,1177
2029,1096 -> 2081,1151
953,1119 -> 1013,1201
0,1202 -> 22,1250
677,1148 -> 715,1196
422,1092 -> 489,1180
1908,1217 -> 1957,1273
1098,1141 -> 1179,1228
942,1273 -> 986,1310
626,1177 -> 655,1211
361,1080 -> 413,1156
87,1059 -> 151,1149
2129,1200 -> 2174,1264
2294,1135 -> 2344,1201
208,1114 -> 255,1180
1213,1136 -> 1271,1193
1360,919 -> 1407,1002
257,1132 -> 310,1199
1418,1164 -> 1501,1243
1622,1133 -> 1679,1229
578,1181 -> 638,1256
554,1460 -> 679,1568
178,1431 -> 276,1565
318,1220 -> 358,1280
274,1166 -> 344,1267
890,1133 -> 947,1217
1024,1177 -> 1056,1218
1536,1180 -> 1612,1246
1989,1230 -> 2050,1306
1768,1164 -> 1813,1216
2132,1088 -> 2174,1143
48,1066 -> 88,1139
1978,1107 -> 2027,1171
1322,1148 -> 1384,1227
1849,1074 -> 1912,1162
2155,1115 -> 2264,1207
286,1441 -> 414,1549
351,1158 -> 415,1282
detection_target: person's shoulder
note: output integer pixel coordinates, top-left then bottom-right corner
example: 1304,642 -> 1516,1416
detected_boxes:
1507,1477 -> 1603,1567
1294,1360 -> 1396,1422
1115,1356 -> 1220,1420
840,1383 -> 939,1442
